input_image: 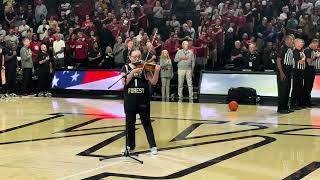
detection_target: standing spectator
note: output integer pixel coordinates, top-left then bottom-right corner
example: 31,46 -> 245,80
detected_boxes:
4,29 -> 19,47
60,0 -> 72,17
54,27 -> 64,41
262,42 -> 277,71
160,49 -> 173,102
5,7 -> 16,28
60,19 -> 70,37
20,38 -> 34,95
4,41 -> 18,95
48,16 -> 59,32
36,43 -> 52,96
26,4 -> 34,26
164,32 -> 180,60
206,26 -> 216,70
123,40 -> 135,64
286,12 -> 299,34
231,41 -> 245,71
186,20 -> 195,40
30,34 -> 41,71
35,1 -> 48,24
143,0 -> 155,33
88,42 -> 102,69
18,20 -> 31,38
104,46 -> 114,69
194,31 -> 209,67
142,42 -> 157,63
243,43 -> 261,71
113,36 -> 125,68
74,34 -> 89,67
174,41 -> 195,103
168,15 -> 180,31
153,1 -> 163,29
66,34 -> 77,67
53,35 -> 66,69
213,19 -> 225,67
98,23 -> 115,54
37,20 -> 50,40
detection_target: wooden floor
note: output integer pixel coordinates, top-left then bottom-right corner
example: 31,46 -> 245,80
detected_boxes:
1,97 -> 320,180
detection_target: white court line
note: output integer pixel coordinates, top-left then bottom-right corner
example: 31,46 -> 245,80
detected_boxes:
56,160 -> 123,180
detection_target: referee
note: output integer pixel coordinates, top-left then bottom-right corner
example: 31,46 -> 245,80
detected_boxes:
304,39 -> 319,107
276,35 -> 295,114
121,49 -> 161,155
290,39 -> 306,110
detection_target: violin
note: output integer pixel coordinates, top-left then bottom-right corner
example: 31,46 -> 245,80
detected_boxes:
132,60 -> 157,73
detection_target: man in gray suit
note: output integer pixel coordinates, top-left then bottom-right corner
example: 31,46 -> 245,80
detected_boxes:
174,41 -> 195,103
20,38 -> 34,95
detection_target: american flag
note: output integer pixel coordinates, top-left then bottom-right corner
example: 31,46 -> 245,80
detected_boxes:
51,70 -> 124,91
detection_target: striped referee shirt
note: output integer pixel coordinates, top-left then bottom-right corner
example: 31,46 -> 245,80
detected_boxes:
305,47 -> 319,68
278,45 -> 294,67
293,49 -> 306,70
314,51 -> 320,69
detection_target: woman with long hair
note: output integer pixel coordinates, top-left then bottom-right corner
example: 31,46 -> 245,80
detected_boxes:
160,50 -> 173,102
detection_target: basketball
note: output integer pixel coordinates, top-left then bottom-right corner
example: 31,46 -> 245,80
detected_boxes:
228,101 -> 239,111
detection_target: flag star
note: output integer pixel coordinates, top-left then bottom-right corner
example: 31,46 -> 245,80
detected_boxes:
71,71 -> 80,82
63,71 -> 70,75
52,75 -> 59,88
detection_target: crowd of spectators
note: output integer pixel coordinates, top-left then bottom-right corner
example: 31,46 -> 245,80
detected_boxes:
0,0 -> 320,97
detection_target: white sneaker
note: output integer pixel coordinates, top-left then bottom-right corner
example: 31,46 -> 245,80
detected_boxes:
150,147 -> 158,155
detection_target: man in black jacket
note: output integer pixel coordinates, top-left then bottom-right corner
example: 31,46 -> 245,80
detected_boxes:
4,41 -> 18,95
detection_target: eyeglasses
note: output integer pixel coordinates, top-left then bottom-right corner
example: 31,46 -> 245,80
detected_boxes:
131,55 -> 141,59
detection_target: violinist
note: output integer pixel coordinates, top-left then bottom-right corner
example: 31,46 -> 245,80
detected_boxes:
120,48 -> 161,155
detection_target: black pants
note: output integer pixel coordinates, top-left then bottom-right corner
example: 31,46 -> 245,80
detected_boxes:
304,66 -> 315,105
291,69 -> 305,107
38,68 -> 50,92
125,108 -> 156,150
23,68 -> 33,94
277,68 -> 292,111
5,64 -> 16,93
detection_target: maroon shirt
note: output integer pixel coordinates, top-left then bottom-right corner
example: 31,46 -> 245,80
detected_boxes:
213,26 -> 224,47
194,38 -> 208,57
164,38 -> 180,60
75,40 -> 88,60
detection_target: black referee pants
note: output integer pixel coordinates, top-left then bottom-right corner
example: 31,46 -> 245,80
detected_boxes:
125,108 -> 156,150
277,69 -> 292,111
304,66 -> 315,105
291,69 -> 305,107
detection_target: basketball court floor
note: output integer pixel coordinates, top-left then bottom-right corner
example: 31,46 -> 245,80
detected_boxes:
1,97 -> 320,180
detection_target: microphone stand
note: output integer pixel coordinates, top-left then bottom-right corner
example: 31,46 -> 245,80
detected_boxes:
100,30 -> 158,164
